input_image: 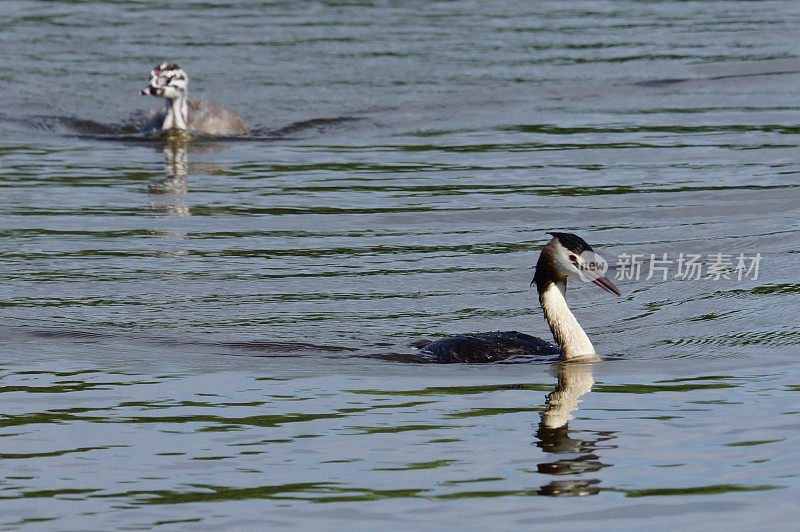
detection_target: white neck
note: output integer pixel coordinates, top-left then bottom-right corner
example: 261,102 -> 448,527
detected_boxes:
162,95 -> 188,130
539,281 -> 596,360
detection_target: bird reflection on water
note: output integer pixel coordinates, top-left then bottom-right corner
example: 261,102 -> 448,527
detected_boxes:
151,132 -> 190,192
148,132 -> 190,217
147,132 -> 231,216
535,362 -> 617,496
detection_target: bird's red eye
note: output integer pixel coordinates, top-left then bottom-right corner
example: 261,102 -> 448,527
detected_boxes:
569,254 -> 577,262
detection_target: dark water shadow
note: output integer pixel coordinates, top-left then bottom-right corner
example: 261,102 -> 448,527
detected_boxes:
630,65 -> 800,88
3,113 -> 367,144
2,326 -> 359,359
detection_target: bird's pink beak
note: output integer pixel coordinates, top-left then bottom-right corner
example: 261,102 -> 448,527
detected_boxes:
592,275 -> 621,296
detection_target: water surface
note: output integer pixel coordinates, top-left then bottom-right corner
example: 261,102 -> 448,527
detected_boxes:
2,1 -> 800,529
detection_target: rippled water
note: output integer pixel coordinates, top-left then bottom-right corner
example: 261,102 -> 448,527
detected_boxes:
2,1 -> 800,529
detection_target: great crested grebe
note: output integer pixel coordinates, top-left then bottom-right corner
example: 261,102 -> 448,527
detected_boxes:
419,233 -> 620,363
140,61 -> 249,136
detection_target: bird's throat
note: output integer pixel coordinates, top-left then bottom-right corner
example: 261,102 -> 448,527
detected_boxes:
163,96 -> 188,131
539,281 -> 597,360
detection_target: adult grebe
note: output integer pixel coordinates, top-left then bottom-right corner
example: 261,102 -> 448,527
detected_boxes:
140,62 -> 249,136
419,233 -> 620,363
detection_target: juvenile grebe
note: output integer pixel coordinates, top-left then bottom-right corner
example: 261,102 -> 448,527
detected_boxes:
141,62 -> 249,136
419,233 -> 620,363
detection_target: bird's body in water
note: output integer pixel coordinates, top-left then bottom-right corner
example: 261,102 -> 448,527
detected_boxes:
140,61 -> 249,136
419,233 -> 620,363
418,332 -> 558,363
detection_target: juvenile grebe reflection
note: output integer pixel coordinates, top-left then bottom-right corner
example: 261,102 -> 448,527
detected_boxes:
535,362 -> 617,496
419,233 -> 620,363
150,134 -> 189,193
147,132 -> 233,215
148,134 -> 190,216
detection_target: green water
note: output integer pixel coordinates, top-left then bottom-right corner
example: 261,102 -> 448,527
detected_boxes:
2,0 -> 800,529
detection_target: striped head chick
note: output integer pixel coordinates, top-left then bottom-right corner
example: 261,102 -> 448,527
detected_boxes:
141,62 -> 188,101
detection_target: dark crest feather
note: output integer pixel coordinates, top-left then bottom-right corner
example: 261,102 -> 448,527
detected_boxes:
531,232 -> 592,288
546,232 -> 593,254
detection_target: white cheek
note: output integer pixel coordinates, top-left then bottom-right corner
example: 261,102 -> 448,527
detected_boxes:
552,255 -> 577,276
